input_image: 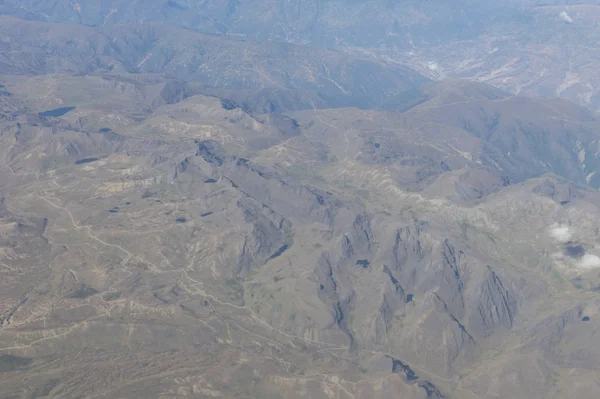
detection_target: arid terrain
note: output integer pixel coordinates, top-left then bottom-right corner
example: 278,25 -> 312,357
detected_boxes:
1,2 -> 600,399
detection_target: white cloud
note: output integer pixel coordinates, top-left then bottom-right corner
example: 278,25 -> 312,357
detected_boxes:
579,254 -> 600,269
560,11 -> 574,23
428,62 -> 439,72
549,225 -> 572,243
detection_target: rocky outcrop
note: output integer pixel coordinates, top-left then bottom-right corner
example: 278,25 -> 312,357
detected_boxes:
154,80 -> 189,107
195,140 -> 228,167
311,253 -> 357,348
396,293 -> 477,377
305,213 -> 531,377
468,266 -> 518,339
532,178 -> 580,204
379,266 -> 406,336
235,196 -> 292,277
390,222 -> 426,275
434,240 -> 466,319
195,139 -> 339,225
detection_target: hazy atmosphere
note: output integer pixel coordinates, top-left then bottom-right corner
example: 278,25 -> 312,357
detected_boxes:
0,1 -> 600,398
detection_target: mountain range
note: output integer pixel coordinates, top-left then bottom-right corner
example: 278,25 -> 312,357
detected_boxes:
1,2 -> 600,399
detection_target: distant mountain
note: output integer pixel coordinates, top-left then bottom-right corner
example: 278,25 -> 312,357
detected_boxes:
3,0 -> 600,111
0,15 -> 428,110
283,80 -> 600,196
401,80 -> 600,188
